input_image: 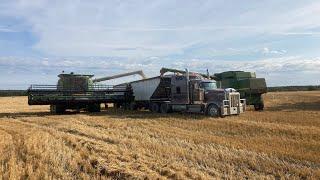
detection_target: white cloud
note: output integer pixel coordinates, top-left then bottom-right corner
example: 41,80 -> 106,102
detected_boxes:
0,1 -> 319,88
2,56 -> 319,73
0,26 -> 18,32
41,60 -> 49,66
262,47 -> 286,55
1,0 -> 319,57
174,57 -> 320,74
276,32 -> 320,36
1,56 -> 319,86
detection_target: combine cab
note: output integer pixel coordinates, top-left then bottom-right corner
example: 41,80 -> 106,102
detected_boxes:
214,71 -> 267,111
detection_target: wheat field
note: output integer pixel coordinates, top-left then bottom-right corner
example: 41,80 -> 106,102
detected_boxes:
0,91 -> 319,179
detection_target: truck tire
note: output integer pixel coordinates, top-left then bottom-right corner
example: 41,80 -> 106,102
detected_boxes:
50,105 -> 65,114
150,103 -> 160,113
88,103 -> 101,112
114,103 -> 121,109
160,103 -> 171,114
254,103 -> 264,111
123,103 -> 130,110
129,102 -> 137,111
206,104 -> 220,117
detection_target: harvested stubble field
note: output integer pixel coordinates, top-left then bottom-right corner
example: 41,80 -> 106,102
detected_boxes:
0,91 -> 319,179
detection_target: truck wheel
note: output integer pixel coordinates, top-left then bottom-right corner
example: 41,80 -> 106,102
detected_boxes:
206,104 -> 220,117
160,103 -> 171,114
114,103 -> 121,109
123,103 -> 130,110
150,103 -> 160,113
254,103 -> 264,111
88,103 -> 101,112
129,102 -> 137,111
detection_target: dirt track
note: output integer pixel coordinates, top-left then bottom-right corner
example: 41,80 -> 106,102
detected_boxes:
0,91 -> 320,179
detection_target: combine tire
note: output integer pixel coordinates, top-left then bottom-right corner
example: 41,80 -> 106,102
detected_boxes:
160,103 -> 171,114
206,104 -> 220,117
254,103 -> 264,111
150,103 -> 160,113
88,103 -> 101,112
50,105 -> 66,114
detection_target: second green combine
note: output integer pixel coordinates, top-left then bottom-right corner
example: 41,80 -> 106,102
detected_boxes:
213,71 -> 267,110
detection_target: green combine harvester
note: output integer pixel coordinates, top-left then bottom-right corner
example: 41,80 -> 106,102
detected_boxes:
213,71 -> 267,111
27,71 -> 146,113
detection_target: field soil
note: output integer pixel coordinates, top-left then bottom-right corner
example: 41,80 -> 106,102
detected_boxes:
0,91 -> 319,179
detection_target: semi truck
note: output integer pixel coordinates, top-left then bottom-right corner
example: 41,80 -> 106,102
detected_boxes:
160,69 -> 267,111
117,68 -> 246,117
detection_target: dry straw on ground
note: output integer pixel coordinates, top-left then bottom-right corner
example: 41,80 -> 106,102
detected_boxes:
0,91 -> 319,179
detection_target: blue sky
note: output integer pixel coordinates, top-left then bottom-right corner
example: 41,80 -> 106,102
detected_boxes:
0,0 -> 319,89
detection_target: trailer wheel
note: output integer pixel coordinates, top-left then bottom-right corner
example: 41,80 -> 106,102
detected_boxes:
150,103 -> 160,113
160,103 -> 171,114
254,103 -> 264,111
206,104 -> 220,117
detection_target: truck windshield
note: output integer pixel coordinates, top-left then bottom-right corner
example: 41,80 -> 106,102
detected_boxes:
200,82 -> 217,90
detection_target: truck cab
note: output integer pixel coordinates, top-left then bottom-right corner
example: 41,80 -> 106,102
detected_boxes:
168,74 -> 245,117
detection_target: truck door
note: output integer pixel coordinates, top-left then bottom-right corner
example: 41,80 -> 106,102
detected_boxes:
171,76 -> 189,104
191,81 -> 204,104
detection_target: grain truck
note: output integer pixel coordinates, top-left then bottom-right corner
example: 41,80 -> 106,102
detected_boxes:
117,68 -> 246,117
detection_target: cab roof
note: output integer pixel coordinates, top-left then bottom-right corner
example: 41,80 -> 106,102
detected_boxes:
58,73 -> 94,78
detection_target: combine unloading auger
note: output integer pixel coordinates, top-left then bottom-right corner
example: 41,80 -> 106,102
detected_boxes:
93,70 -> 146,83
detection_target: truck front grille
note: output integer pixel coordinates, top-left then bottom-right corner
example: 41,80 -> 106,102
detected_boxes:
230,94 -> 240,107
